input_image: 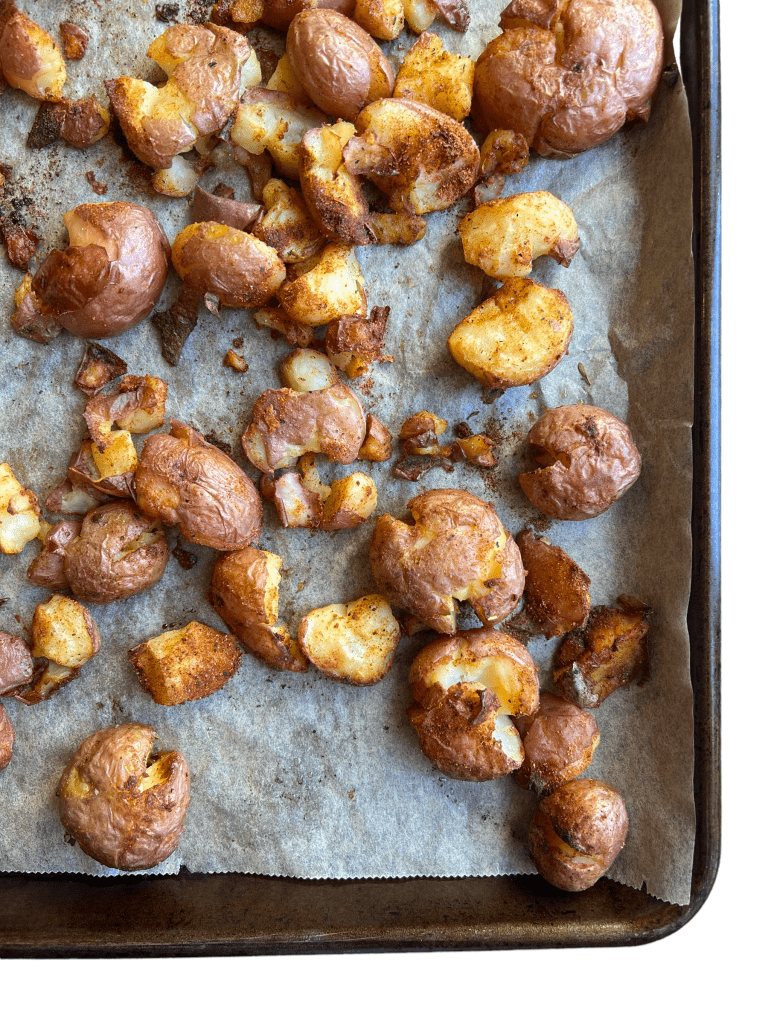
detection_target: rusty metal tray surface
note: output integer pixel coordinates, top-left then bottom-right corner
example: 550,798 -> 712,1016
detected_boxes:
0,0 -> 720,956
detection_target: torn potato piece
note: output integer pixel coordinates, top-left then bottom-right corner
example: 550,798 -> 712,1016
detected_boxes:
393,31 -> 474,121
514,692 -> 600,796
299,594 -> 400,684
252,178 -> 325,264
266,52 -> 312,105
192,185 -> 263,232
231,88 -> 327,180
253,304 -> 315,348
152,283 -> 200,367
84,376 -> 168,452
358,414 -> 393,462
0,463 -> 43,555
0,704 -> 14,770
0,3 -> 66,100
300,122 -> 374,245
366,212 -> 425,246
324,305 -> 390,378
129,621 -> 241,706
31,594 -> 101,668
151,155 -> 204,198
26,97 -> 110,150
280,348 -> 339,392
27,520 -> 82,590
67,440 -> 135,501
267,457 -> 376,530
402,0 -> 438,32
60,21 -> 89,61
44,479 -> 103,517
354,0 -> 405,41
10,273 -> 63,344
74,342 -> 127,396
0,632 -> 35,696
278,242 -> 366,326
447,277 -> 573,389
516,528 -> 591,639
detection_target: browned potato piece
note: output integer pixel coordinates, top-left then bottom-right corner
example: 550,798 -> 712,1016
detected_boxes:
0,703 -> 14,770
31,594 -> 100,668
253,178 -> 325,264
260,0 -> 356,32
322,472 -> 377,529
74,342 -> 128,397
472,0 -> 663,157
287,10 -> 394,122
516,528 -> 590,639
359,414 -> 393,462
0,462 -> 42,555
135,420 -> 262,551
64,501 -> 170,605
59,21 -> 89,61
171,223 -> 285,308
0,3 -> 66,100
325,306 -> 390,378
208,547 -> 308,672
266,52 -> 312,105
369,488 -> 524,633
458,192 -> 579,279
529,778 -> 629,891
298,594 -> 400,684
299,122 -> 374,245
29,203 -> 170,340
514,692 -> 600,795
66,440 -> 135,501
0,632 -> 34,696
231,88 -> 328,180
519,405 -> 642,520
278,242 -> 366,326
447,277 -> 573,389
393,32 -> 474,121
57,723 -> 191,871
354,0 -> 404,40
553,595 -> 651,709
27,520 -> 82,591
84,375 -> 168,453
26,95 -> 110,150
129,621 -> 242,706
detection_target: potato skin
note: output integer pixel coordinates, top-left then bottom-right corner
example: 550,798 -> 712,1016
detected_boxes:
0,632 -> 35,696
519,405 -> 641,520
57,723 -> 191,871
514,692 -> 600,795
135,420 -> 262,551
0,703 -> 14,770
27,520 -> 82,591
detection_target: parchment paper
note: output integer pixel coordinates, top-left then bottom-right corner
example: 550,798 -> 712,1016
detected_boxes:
0,0 -> 694,905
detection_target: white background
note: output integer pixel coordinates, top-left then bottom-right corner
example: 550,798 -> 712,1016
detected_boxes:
1,3 -> 757,1018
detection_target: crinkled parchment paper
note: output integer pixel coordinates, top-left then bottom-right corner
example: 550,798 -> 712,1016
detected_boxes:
0,0 -> 694,904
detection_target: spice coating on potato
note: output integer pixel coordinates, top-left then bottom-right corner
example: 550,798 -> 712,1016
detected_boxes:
0,703 -> 14,770
129,621 -> 242,705
529,778 -> 628,891
519,404 -> 641,520
135,420 -> 262,551
516,528 -> 591,638
393,31 -> 474,121
298,594 -> 400,684
31,594 -> 101,668
57,723 -> 191,871
278,242 -> 366,326
514,692 -> 600,795
0,632 -> 34,696
232,88 -> 328,181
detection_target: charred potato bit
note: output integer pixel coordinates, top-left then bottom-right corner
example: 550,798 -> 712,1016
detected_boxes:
300,122 -> 374,245
280,348 -> 339,392
27,520 -> 82,590
514,692 -> 600,795
278,242 -> 366,326
0,3 -> 66,100
152,283 -> 200,367
369,488 -> 524,633
286,10 -> 394,122
26,97 -> 110,150
208,547 -> 308,672
10,273 -> 63,344
129,621 -> 241,705
553,595 -> 651,709
74,342 -> 127,397
31,594 -> 101,668
358,414 -> 393,462
57,723 -> 191,871
0,632 -> 34,696
0,703 -> 14,770
192,185 -> 263,232
354,0 -> 404,40
252,178 -> 325,264
298,594 -> 400,684
325,305 -> 390,378
516,528 -> 591,638
519,405 -> 642,520
472,0 -> 663,157
231,88 -> 328,180
59,21 -> 89,61
0,462 -> 42,554
135,420 -> 262,551
447,277 -> 573,389
393,32 -> 474,121
458,191 -> 579,279
529,778 -> 629,891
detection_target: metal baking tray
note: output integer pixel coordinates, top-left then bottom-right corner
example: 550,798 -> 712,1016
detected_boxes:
0,0 -> 720,956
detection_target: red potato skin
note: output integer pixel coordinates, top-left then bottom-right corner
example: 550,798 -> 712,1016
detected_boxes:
27,520 -> 82,591
514,692 -> 600,794
0,632 -> 35,696
0,703 -> 14,770
261,0 -> 355,32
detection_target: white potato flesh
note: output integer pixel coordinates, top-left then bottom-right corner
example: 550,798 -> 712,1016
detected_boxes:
493,715 -> 525,762
152,155 -> 201,197
0,463 -> 43,555
393,32 -> 474,122
231,91 -> 327,180
31,595 -> 99,668
280,349 -> 339,392
278,243 -> 366,326
422,653 -> 538,717
403,0 -> 438,32
299,595 -> 400,685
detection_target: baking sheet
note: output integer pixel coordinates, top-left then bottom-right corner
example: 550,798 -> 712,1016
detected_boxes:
0,0 -> 694,905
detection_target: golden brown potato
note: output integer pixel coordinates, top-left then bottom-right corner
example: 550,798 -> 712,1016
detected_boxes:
354,0 -> 404,39
57,723 -> 191,871
252,178 -> 325,263
27,520 -> 81,591
298,594 -> 401,684
321,471 -> 377,529
369,488 -> 524,633
287,10 -> 394,121
447,277 -> 573,389
458,191 -> 579,279
553,595 -> 651,708
402,0 -> 438,32
0,632 -> 34,696
516,528 -> 591,638
529,778 -> 629,891
393,31 -> 474,121
0,702 -> 14,770
358,414 -> 393,461
0,462 -> 42,555
266,52 -> 312,105
278,242 -> 367,326
472,0 -> 664,157
31,594 -> 101,668
514,692 -> 600,795
135,420 -> 262,551
208,547 -> 308,672
129,621 -> 242,706
0,3 -> 66,100
324,306 -> 390,378
66,440 -> 134,501
299,122 -> 374,245
519,405 -> 642,520
64,501 -> 170,605
231,88 -> 328,180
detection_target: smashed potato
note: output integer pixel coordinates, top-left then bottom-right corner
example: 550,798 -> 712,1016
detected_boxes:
0,462 -> 42,555
129,621 -> 242,706
0,3 -> 66,100
27,520 -> 81,591
300,122 -> 374,245
231,88 -> 328,180
298,594 -> 401,684
278,242 -> 366,326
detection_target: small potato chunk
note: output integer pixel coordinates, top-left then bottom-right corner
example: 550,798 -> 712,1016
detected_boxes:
151,155 -> 203,198
516,528 -> 591,638
402,0 -> 438,32
31,594 -> 101,668
358,414 -> 393,462
253,178 -> 325,264
27,520 -> 82,591
354,0 -> 405,40
458,192 -> 579,279
0,463 -> 43,554
74,343 -> 127,397
322,472 -> 377,529
325,305 -> 390,378
231,88 -> 327,180
0,632 -> 35,696
280,348 -> 339,392
0,703 -> 14,770
89,430 -> 138,480
514,693 -> 600,796
129,621 -> 242,706
278,242 -> 366,326
447,277 -> 573,389
266,53 -> 312,105
0,5 -> 66,100
298,594 -> 401,684
393,32 -> 474,121
300,122 -> 373,245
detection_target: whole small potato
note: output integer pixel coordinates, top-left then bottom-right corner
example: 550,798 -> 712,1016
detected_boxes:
64,501 -> 170,605
0,703 -> 14,770
529,778 -> 629,891
514,692 -> 600,795
135,420 -> 262,551
519,405 -> 641,520
57,723 -> 191,871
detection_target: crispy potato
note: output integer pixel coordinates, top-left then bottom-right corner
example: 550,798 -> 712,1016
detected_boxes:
529,778 -> 629,891
553,595 -> 651,708
57,723 -> 191,871
280,348 -> 339,392
66,441 -> 134,501
0,632 -> 35,696
393,32 -> 474,121
516,528 -> 591,638
321,471 -> 377,529
10,272 -> 63,344
354,0 -> 404,40
208,547 -> 308,672
458,191 -> 579,279
519,405 -> 642,519
59,21 -> 89,61
366,212 -> 426,246
129,621 -> 242,706
231,88 -> 328,180
514,692 -> 600,795
358,414 -> 393,462
252,178 -> 324,263
0,703 -> 14,770
298,594 -> 400,684
472,0 -> 664,157
324,305 -> 390,378
447,277 -> 573,389
369,488 -> 524,633
253,304 -> 314,348
402,0 -> 438,32
278,242 -> 366,326
26,96 -> 110,150
299,122 -> 374,245
27,520 -> 82,591
30,594 -> 100,668
0,3 -> 66,100
135,420 -> 262,551
89,430 -> 138,481
0,462 -> 42,555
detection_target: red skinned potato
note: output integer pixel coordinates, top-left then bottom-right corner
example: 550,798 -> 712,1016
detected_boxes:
27,520 -> 82,591
471,0 -> 664,158
519,405 -> 641,520
516,528 -> 591,638
0,703 -> 14,770
260,0 -> 356,32
0,3 -> 66,100
135,421 -> 262,551
529,778 -> 629,891
0,632 -> 35,696
29,203 -> 170,340
514,692 -> 600,795
57,723 -> 191,871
